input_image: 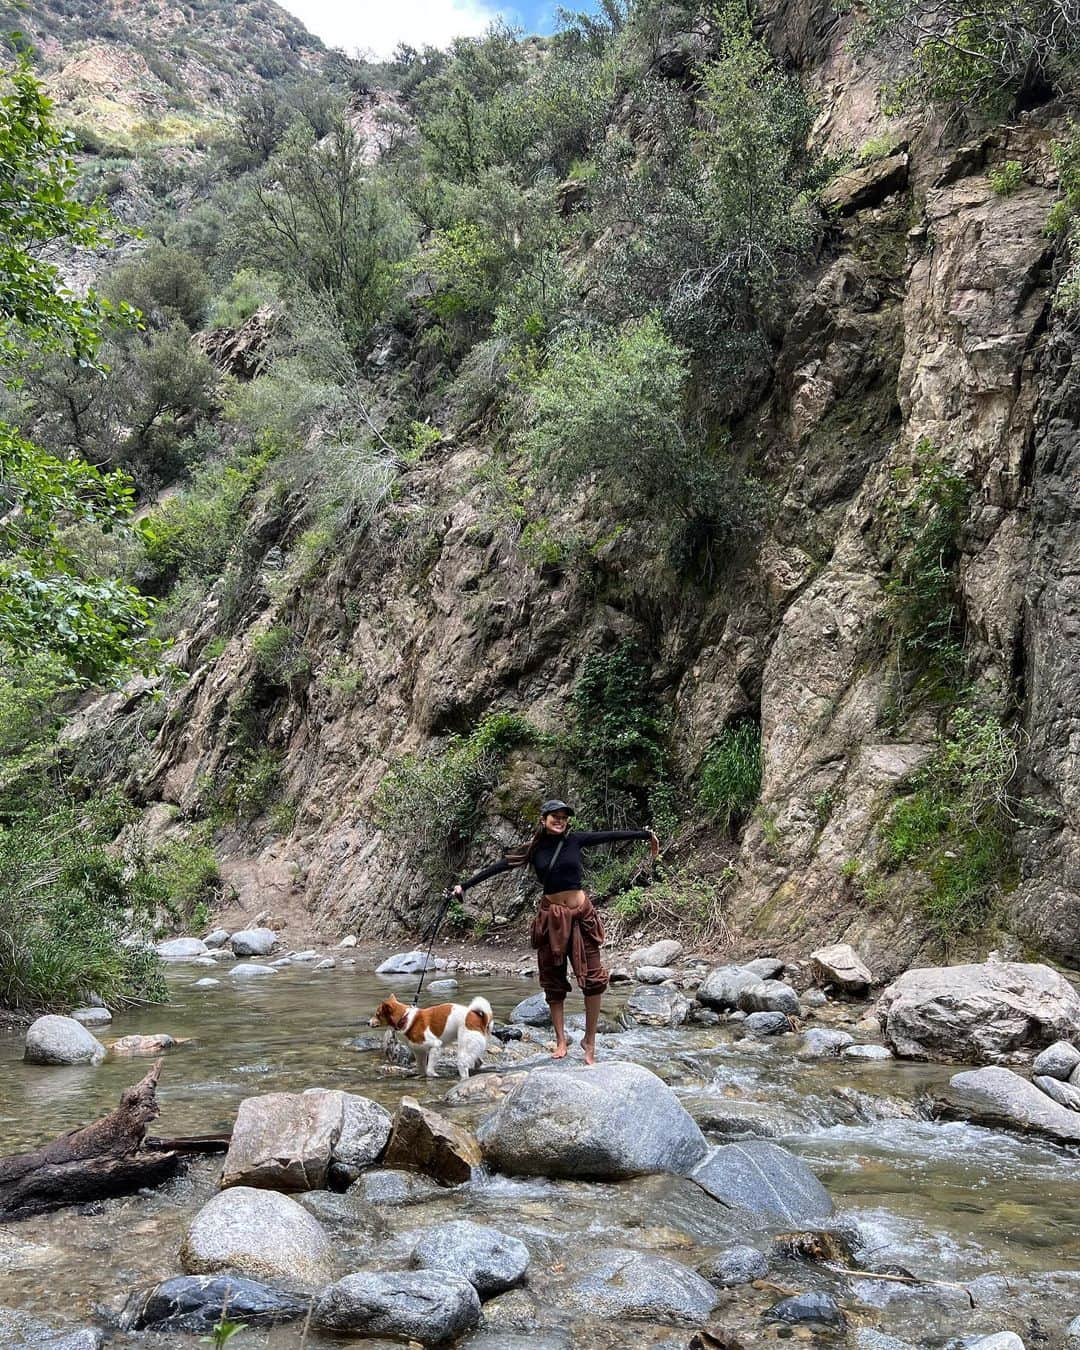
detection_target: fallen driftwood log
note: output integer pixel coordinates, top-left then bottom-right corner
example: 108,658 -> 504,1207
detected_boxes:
0,1059 -> 230,1220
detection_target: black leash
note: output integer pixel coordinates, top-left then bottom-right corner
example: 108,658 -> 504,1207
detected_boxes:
410,887 -> 455,1007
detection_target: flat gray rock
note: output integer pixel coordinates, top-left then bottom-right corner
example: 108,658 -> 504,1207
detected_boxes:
743,958 -> 784,980
1033,1074 -> 1080,1110
690,1141 -> 834,1225
229,928 -> 277,957
411,1220 -> 529,1296
353,1168 -> 446,1206
696,965 -> 759,1009
944,1066 -> 1080,1143
315,1271 -> 480,1343
627,939 -> 683,967
70,1007 -> 111,1027
635,965 -> 677,984
798,1028 -> 854,1057
376,949 -> 446,975
428,978 -> 459,993
1032,1040 -> 1080,1080
843,1043 -> 894,1060
155,937 -> 209,960
24,1016 -> 105,1067
508,993 -> 551,1026
228,963 -> 276,978
626,983 -> 691,1027
737,980 -> 800,1017
558,1247 -> 719,1322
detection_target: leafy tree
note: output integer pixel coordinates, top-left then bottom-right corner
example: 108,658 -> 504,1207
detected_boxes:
102,244 -> 210,331
0,58 -> 152,680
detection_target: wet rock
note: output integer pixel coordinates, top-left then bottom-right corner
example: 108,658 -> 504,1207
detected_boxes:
323,1090 -> 394,1183
690,1142 -> 834,1225
383,1095 -> 481,1184
697,966 -> 759,1009
194,978 -> 220,988
876,962 -> 1080,1061
636,964 -> 677,984
119,1274 -> 309,1333
353,1168 -> 446,1205
314,1270 -> 480,1343
626,983 -> 691,1027
1033,1074 -> 1080,1110
291,950 -> 318,961
476,1287 -> 539,1331
844,1043 -> 894,1060
508,992 -> 551,1025
464,1333 -> 571,1350
1032,1040 -> 1080,1080
737,980 -> 800,1017
446,1074 -> 507,1108
829,1087 -> 918,1123
802,988 -> 828,1008
628,938 -> 683,967
203,928 -> 230,948
744,1011 -> 791,1036
478,1061 -> 708,1180
24,1015 -> 105,1067
411,1220 -> 530,1296
1064,1314 -> 1080,1349
764,1289 -> 847,1329
559,1247 -> 719,1321
428,978 -> 459,993
566,1011 -> 621,1035
743,957 -> 785,980
228,963 -> 276,978
942,1065 -> 1080,1142
192,956 -> 217,967
376,949 -> 446,975
271,957 -> 292,968
811,943 -> 873,993
704,1244 -> 769,1286
689,1098 -> 796,1139
0,1310 -> 101,1348
230,928 -> 277,957
313,957 -> 335,970
798,1028 -> 854,1057
180,1185 -> 333,1291
691,1007 -> 721,1026
155,937 -> 209,960
108,1033 -> 182,1056
222,1091 -> 341,1189
70,1007 -> 111,1027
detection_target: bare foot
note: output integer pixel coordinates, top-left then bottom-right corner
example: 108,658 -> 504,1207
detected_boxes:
551,1041 -> 568,1060
582,1041 -> 596,1065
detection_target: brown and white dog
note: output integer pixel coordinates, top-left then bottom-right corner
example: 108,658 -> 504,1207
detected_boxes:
369,992 -> 493,1079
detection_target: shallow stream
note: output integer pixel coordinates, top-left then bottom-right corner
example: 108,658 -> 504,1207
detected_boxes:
1,963 -> 1078,1347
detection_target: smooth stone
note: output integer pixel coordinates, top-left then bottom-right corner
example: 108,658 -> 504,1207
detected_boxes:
24,1015 -> 105,1067
383,1096 -> 481,1184
228,963 -> 276,978
802,988 -> 828,1008
478,1061 -> 708,1180
811,942 -> 873,992
744,1011 -> 791,1036
690,1141 -> 834,1224
635,965 -> 677,984
1064,1314 -> 1080,1349
705,1244 -> 769,1286
291,950 -> 318,962
411,1220 -> 530,1296
194,978 -> 220,988
353,1168 -> 446,1206
626,983 -> 691,1027
558,1247 -> 718,1321
108,1033 -> 179,1056
203,929 -> 230,948
737,980 -> 800,1017
192,957 -> 217,967
799,1028 -> 854,1057
155,937 -> 209,960
627,939 -> 683,967
270,957 -> 292,968
1033,1074 -> 1080,1110
179,1186 -> 333,1291
119,1274 -> 309,1333
70,1007 -> 111,1027
1032,1040 -> 1080,1080
765,1290 -> 847,1329
315,1088 -> 394,1184
743,957 -> 785,980
963,1337 -> 1026,1349
428,978 -> 459,993
313,958 -> 335,970
844,1043 -> 894,1060
376,949 -> 446,975
944,1066 -> 1080,1142
338,934 -> 358,947
508,992 -> 551,1026
230,928 -> 277,957
315,1270 -> 480,1343
696,965 -> 760,1009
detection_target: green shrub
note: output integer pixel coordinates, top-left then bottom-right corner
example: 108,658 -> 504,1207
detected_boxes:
102,244 -> 210,331
989,160 -> 1023,195
252,624 -> 309,684
698,721 -> 762,833
208,748 -> 284,826
1049,126 -> 1080,309
610,866 -> 732,942
207,269 -> 279,329
151,835 -> 223,925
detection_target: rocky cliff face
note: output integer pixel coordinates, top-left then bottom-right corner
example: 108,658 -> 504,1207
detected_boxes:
58,4 -> 1079,975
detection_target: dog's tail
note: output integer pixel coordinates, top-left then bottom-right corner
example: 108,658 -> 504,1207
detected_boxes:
468,996 -> 493,1031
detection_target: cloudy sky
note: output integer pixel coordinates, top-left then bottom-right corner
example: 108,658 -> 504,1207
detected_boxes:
277,1 -> 574,59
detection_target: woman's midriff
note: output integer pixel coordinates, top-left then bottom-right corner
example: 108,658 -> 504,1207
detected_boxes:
542,888 -> 588,910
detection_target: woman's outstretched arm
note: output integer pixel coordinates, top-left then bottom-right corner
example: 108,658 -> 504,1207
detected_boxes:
454,857 -> 513,895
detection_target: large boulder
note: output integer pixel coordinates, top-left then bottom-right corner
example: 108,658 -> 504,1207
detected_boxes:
155,937 -> 208,960
321,1090 -> 394,1183
696,965 -> 759,1009
411,1220 -> 530,1296
798,1028 -> 855,1058
942,1066 -> 1080,1143
376,949 -> 446,975
179,1186 -> 333,1291
1034,1074 -> 1080,1110
315,1271 -> 480,1343
508,993 -> 551,1026
626,983 -> 691,1027
119,1274 -> 309,1333
24,1015 -> 105,1067
877,962 -> 1080,1061
557,1247 -> 719,1321
230,928 -> 277,957
743,957 -> 785,980
810,943 -> 873,993
627,939 -> 683,967
1032,1040 -> 1080,1080
737,980 -> 800,1017
477,1061 -> 708,1180
383,1096 -> 481,1184
689,1142 -> 834,1225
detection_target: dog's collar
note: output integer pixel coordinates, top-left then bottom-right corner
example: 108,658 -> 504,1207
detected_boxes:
392,1008 -> 412,1031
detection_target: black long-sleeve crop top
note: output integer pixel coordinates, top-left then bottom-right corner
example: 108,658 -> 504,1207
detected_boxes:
459,829 -> 651,895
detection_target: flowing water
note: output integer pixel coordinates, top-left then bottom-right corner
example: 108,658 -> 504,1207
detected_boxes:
1,961 -> 1078,1348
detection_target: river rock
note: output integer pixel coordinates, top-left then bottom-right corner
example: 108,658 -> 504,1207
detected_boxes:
180,1186 -> 333,1291
24,1015 -> 105,1067
411,1220 -> 530,1296
194,978 -> 220,988
811,943 -> 873,993
120,1274 -> 309,1333
744,1011 -> 791,1036
477,1287 -> 540,1332
508,992 -> 551,1025
108,1033 -> 182,1056
626,983 -> 691,1027
230,927 -> 277,957
558,1247 -> 718,1321
705,1243 -> 769,1285
0,1310 -> 104,1348
70,1006 -> 111,1027
383,1096 -> 481,1184
320,1090 -> 393,1182
203,928 -> 230,948
961,1337 -> 1026,1350
744,957 -> 785,980
228,962 -> 276,978
627,939 -> 683,967
1065,1314 -> 1080,1349
737,980 -> 800,1017
291,950 -> 318,961
478,1061 -> 708,1180
635,965 -> 677,984
315,1270 -> 480,1343
765,1290 -> 847,1329
844,1043 -> 894,1060
1034,1074 -> 1080,1110
353,1168 -> 446,1205
943,1066 -> 1080,1142
876,961 -> 1080,1061
155,937 -> 209,960
313,957 -> 335,970
697,965 -> 759,1009
803,988 -> 828,1008
1032,1040 -> 1080,1080
338,934 -> 357,947
799,1028 -> 854,1057
376,949 -> 446,975
690,1141 -> 834,1224
428,978 -> 459,993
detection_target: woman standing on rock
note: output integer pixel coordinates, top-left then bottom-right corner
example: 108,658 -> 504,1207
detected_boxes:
453,800 -> 659,1065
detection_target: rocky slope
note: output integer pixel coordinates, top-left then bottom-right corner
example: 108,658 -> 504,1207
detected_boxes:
52,2 -> 1080,976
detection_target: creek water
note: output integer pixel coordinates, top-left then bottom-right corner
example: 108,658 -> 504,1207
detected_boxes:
1,962 -> 1078,1348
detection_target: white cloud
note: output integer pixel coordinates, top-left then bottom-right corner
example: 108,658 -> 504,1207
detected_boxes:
278,0 -> 508,59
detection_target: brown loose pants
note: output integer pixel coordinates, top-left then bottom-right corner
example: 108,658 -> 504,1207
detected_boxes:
530,895 -> 609,1004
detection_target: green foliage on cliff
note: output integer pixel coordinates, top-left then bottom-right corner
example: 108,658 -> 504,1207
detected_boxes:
698,721 -> 763,833
1050,124 -> 1080,309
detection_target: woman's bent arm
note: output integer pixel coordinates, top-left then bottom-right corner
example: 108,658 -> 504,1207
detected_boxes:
458,858 -> 513,892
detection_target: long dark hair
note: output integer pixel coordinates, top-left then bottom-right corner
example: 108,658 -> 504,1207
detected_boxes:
503,826 -> 547,868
